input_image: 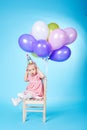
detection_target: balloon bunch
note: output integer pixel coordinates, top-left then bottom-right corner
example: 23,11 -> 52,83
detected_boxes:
18,21 -> 77,62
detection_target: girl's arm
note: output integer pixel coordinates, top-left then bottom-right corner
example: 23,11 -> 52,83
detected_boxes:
24,70 -> 29,82
37,67 -> 45,79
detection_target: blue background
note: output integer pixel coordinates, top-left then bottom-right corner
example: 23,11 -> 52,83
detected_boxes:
0,0 -> 87,130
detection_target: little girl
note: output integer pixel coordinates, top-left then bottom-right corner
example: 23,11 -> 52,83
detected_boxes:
11,58 -> 45,106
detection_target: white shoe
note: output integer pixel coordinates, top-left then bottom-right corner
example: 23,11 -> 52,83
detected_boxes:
11,98 -> 20,106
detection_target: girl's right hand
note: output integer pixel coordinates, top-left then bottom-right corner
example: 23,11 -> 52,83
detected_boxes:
26,68 -> 28,72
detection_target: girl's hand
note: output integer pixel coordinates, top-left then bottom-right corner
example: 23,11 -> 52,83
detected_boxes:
37,67 -> 45,79
26,68 -> 29,74
26,68 -> 28,72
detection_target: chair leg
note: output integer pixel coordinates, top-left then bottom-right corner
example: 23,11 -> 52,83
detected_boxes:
43,103 -> 46,122
23,101 -> 26,122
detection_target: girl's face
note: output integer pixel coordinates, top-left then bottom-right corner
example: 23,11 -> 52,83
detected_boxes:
28,64 -> 37,76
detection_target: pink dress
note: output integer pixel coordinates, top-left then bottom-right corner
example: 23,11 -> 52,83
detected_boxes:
24,74 -> 44,98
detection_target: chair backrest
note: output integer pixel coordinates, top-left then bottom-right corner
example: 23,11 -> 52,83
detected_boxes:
43,77 -> 47,101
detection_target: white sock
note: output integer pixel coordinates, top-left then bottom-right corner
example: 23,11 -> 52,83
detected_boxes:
25,93 -> 33,99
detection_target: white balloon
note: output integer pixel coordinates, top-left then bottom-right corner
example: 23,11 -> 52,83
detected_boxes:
32,21 -> 49,40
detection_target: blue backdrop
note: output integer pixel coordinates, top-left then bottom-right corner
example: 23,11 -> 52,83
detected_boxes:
0,0 -> 87,130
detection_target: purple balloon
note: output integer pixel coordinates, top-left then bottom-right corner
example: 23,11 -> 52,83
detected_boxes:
64,27 -> 77,45
49,46 -> 71,62
33,40 -> 51,57
18,34 -> 37,52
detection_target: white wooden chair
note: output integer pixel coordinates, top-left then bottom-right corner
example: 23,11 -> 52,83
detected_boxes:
22,77 -> 47,122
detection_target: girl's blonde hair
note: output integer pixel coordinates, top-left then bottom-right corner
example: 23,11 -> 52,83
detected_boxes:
27,62 -> 37,69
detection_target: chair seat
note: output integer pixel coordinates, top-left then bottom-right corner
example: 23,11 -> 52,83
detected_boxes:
24,98 -> 44,104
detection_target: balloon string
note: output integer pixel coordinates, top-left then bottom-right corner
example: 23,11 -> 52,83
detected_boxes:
26,53 -> 29,66
43,58 -> 48,78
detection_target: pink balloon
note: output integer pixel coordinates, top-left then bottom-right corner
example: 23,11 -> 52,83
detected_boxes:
64,27 -> 77,45
48,29 -> 67,50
